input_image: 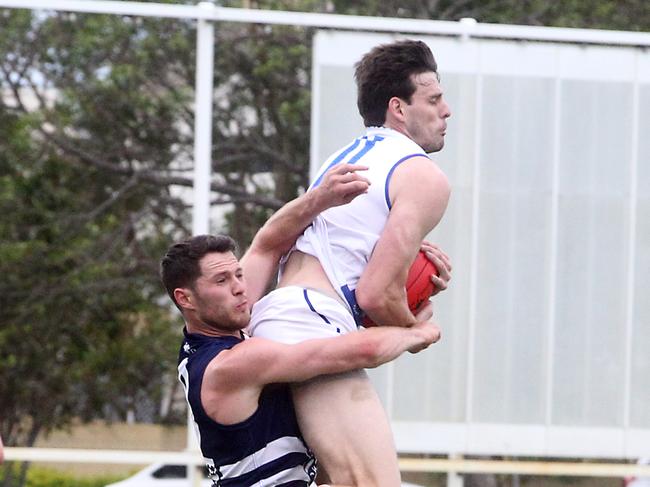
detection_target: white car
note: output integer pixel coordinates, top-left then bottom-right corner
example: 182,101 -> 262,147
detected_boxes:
105,463 -> 425,487
624,457 -> 650,487
105,463 -> 211,487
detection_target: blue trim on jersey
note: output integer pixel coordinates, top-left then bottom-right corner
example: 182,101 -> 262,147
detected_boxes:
347,135 -> 384,164
311,138 -> 361,188
303,289 -> 340,333
340,284 -> 363,327
384,153 -> 425,210
311,135 -> 386,188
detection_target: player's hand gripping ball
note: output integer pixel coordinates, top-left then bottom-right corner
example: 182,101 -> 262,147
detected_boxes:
361,251 -> 439,327
405,250 -> 439,312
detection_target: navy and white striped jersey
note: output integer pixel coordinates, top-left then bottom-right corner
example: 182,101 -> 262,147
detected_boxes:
177,327 -> 317,486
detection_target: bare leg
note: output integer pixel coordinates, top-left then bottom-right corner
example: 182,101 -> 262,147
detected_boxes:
292,369 -> 401,487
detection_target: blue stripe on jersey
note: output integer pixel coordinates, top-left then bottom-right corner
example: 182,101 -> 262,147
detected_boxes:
347,135 -> 384,164
384,153 -> 426,210
340,284 -> 363,327
221,452 -> 311,487
311,135 -> 385,188
311,138 -> 361,188
303,289 -> 340,333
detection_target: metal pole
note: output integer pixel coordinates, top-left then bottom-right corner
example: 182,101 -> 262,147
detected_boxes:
447,454 -> 464,487
191,1 -> 215,237
188,3 -> 215,486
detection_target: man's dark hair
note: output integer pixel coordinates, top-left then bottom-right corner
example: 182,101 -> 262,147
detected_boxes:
355,39 -> 438,127
160,234 -> 238,311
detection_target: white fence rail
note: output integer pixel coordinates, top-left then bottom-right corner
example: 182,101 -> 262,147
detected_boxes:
5,447 -> 650,478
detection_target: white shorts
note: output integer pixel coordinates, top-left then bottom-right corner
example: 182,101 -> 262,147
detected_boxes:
248,286 -> 357,344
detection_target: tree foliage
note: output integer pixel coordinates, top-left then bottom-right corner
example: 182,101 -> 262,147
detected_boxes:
0,5 -> 318,478
0,77 -> 179,487
329,0 -> 650,30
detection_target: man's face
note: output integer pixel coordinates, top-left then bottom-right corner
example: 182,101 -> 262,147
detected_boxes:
402,71 -> 451,153
189,251 -> 250,332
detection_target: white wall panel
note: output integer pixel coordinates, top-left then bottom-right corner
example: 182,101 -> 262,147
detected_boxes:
313,29 -> 650,459
631,83 -> 650,429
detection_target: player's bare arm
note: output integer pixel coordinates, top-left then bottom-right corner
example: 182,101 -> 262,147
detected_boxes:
200,303 -> 439,425
241,163 -> 369,304
356,156 -> 450,327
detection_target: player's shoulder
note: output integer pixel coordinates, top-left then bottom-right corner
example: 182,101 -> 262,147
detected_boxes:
393,155 -> 448,185
389,156 -> 450,204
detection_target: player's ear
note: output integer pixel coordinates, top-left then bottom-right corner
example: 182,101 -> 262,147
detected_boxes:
387,96 -> 406,121
174,288 -> 195,311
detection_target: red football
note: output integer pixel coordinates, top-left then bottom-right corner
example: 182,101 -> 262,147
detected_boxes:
405,250 -> 438,313
361,251 -> 438,327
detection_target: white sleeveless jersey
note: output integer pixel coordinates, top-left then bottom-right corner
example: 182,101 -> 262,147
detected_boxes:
294,126 -> 428,325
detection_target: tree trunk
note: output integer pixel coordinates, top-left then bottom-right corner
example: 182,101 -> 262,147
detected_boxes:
1,464 -> 14,487
9,421 -> 42,487
15,462 -> 29,487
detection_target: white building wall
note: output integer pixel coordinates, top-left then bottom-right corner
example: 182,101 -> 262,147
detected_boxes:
312,29 -> 650,459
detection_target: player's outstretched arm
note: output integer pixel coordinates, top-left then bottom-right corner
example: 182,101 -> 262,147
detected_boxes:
202,304 -> 438,424
233,303 -> 437,381
241,163 -> 369,304
356,156 -> 450,327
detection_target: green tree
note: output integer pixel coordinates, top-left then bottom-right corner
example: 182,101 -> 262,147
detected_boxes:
329,0 -> 650,30
0,103 -> 179,487
0,5 -> 317,486
0,7 -> 189,486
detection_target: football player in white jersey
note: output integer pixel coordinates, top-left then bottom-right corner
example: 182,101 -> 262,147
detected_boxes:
248,40 -> 452,486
